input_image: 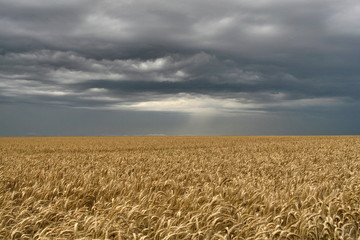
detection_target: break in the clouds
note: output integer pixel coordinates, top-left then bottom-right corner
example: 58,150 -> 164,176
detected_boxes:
1,0 -> 360,135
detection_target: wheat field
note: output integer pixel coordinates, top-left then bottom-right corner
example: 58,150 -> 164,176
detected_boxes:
0,136 -> 359,239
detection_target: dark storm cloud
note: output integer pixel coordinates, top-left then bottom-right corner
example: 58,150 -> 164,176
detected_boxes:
0,0 -> 360,123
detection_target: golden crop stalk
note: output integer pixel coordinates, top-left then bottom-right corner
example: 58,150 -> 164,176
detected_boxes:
0,136 -> 359,239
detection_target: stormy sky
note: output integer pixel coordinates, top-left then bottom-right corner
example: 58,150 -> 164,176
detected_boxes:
1,0 -> 360,136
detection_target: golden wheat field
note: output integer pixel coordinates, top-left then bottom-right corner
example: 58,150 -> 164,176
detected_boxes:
0,136 -> 359,240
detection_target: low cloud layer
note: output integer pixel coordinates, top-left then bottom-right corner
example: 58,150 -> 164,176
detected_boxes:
1,0 -> 360,135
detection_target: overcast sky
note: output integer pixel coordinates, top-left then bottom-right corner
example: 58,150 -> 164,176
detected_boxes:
1,0 -> 360,136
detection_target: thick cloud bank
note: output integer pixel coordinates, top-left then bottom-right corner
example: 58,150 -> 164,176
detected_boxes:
1,0 -> 359,135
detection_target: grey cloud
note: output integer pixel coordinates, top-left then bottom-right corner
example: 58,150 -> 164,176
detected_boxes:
0,48 -> 359,111
0,0 -> 360,135
0,0 -> 353,56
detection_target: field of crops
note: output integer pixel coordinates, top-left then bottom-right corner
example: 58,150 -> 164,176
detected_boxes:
0,136 -> 359,239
